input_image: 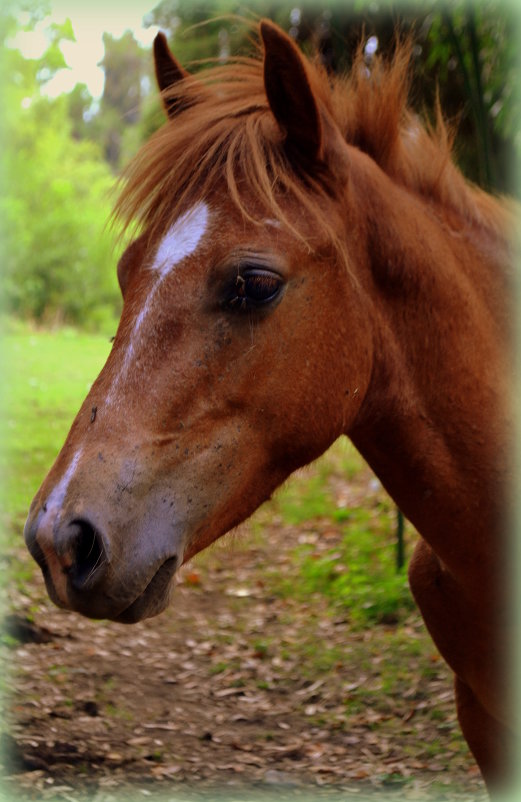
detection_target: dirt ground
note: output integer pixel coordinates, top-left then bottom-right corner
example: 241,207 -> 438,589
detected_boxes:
1,473 -> 487,802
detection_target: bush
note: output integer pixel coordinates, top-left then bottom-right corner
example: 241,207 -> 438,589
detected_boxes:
3,93 -> 122,331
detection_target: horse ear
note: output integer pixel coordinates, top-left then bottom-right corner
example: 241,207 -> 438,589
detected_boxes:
260,20 -> 323,164
153,32 -> 190,119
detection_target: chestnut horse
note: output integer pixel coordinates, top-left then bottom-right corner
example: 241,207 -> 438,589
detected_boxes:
24,20 -> 514,793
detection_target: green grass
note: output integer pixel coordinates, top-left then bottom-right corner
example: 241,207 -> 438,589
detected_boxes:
1,321 -> 113,557
259,452 -> 416,626
290,511 -> 414,626
269,444 -> 365,526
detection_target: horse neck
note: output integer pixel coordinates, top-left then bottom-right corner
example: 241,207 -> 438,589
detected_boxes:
345,154 -> 510,586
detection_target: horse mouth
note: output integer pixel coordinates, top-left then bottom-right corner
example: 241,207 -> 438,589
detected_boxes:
114,556 -> 178,624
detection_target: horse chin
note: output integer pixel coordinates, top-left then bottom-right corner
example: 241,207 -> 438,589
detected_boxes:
113,556 -> 178,624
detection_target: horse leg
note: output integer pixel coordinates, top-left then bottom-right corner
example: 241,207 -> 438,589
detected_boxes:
408,539 -> 510,791
455,676 -> 512,794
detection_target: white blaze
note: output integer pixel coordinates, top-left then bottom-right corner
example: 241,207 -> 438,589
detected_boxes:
108,202 -> 210,402
151,202 -> 210,276
45,447 -> 84,514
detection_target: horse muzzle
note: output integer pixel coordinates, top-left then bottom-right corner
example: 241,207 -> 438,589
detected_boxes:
23,500 -> 181,623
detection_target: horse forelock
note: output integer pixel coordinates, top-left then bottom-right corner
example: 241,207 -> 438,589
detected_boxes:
113,25 -> 509,253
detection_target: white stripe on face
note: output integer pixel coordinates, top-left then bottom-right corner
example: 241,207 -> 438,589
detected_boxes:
107,202 -> 210,403
44,447 -> 84,516
151,202 -> 210,277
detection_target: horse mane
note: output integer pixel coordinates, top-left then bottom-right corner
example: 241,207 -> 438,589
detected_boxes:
114,27 -> 509,252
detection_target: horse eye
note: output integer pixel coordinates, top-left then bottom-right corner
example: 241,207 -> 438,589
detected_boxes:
228,269 -> 282,310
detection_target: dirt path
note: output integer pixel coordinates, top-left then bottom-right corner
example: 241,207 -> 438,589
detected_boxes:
2,479 -> 486,802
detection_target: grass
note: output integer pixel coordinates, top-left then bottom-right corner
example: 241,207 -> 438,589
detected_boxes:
1,322 -> 113,583
290,516 -> 414,626
256,455 -> 416,627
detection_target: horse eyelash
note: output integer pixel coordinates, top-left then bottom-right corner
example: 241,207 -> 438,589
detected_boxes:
227,273 -> 247,309
228,295 -> 248,310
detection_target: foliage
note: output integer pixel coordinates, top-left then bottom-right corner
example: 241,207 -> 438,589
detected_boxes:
144,0 -> 255,64
1,13 -> 122,329
97,30 -> 149,168
420,1 -> 519,190
269,481 -> 415,627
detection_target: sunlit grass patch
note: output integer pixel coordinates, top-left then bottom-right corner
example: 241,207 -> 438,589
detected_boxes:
1,323 -> 113,599
2,323 -> 112,529
266,497 -> 415,627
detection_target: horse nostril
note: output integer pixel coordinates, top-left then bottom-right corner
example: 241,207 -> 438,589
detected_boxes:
68,519 -> 107,591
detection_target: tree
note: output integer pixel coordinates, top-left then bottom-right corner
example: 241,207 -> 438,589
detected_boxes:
66,81 -> 95,141
1,8 -> 121,330
422,2 -> 519,191
97,30 -> 148,168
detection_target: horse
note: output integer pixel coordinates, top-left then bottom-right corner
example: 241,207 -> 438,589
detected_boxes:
24,19 -> 514,793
